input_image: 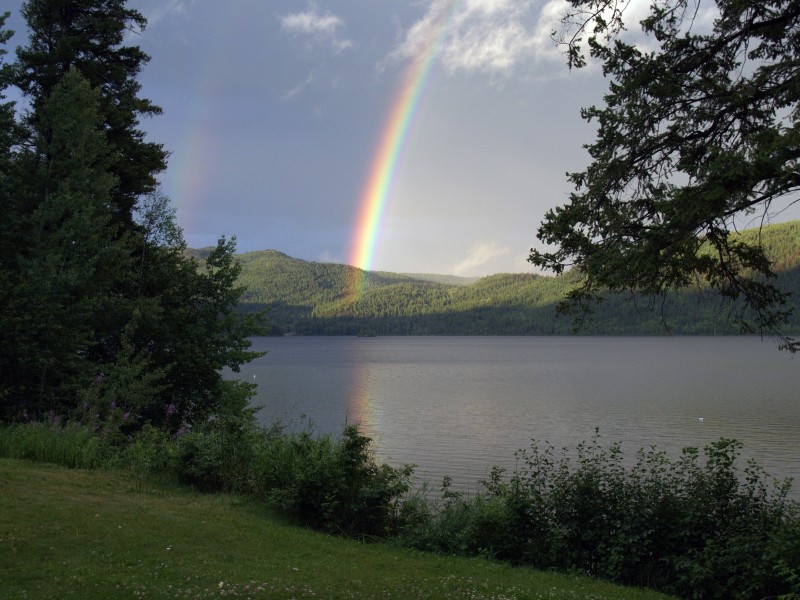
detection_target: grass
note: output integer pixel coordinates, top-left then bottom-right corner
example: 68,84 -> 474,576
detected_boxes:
0,458 -> 675,599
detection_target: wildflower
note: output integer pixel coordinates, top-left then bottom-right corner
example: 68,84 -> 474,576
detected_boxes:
167,403 -> 176,415
110,400 -> 117,410
123,412 -> 130,421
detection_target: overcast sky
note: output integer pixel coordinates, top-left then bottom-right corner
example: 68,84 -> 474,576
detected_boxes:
5,1 -> 796,276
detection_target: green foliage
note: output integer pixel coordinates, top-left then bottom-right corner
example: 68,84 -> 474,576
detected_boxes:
173,382 -> 263,493
1,459 -> 674,600
252,424 -> 414,538
124,234 -> 266,431
1,66 -> 128,415
0,3 -> 265,429
2,419 -> 798,596
15,0 -> 166,222
119,423 -> 175,475
0,419 -> 414,539
532,0 -> 800,350
233,222 -> 800,336
396,433 -> 800,599
0,420 -> 112,469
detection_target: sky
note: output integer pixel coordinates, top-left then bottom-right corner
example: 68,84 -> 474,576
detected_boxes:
4,1 -> 797,277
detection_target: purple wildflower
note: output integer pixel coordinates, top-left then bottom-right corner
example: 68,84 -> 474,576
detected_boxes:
110,400 -> 117,410
123,411 -> 130,421
167,403 -> 176,415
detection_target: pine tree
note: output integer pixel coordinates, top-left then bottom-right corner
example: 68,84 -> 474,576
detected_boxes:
14,0 -> 166,225
1,67 -> 129,416
1,2 -> 265,427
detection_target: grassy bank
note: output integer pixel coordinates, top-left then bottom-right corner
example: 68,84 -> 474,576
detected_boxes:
0,458 -> 672,599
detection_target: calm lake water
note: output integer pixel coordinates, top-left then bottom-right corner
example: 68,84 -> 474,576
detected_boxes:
229,336 -> 800,495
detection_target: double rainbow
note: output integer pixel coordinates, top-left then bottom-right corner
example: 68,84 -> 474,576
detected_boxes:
347,1 -> 456,300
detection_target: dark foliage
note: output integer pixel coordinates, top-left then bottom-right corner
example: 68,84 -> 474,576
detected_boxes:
15,0 -> 166,224
530,0 -> 800,351
396,433 -> 800,599
0,3 -> 265,429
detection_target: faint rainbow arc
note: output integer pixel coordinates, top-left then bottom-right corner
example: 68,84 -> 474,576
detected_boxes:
347,2 -> 457,297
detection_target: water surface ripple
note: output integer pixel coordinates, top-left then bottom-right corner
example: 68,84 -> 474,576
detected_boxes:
230,336 -> 800,496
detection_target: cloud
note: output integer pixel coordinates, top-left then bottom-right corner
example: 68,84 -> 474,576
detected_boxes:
392,0 -> 566,78
280,4 -> 354,55
452,241 -> 511,276
142,0 -> 190,29
318,249 -> 344,265
282,72 -> 316,101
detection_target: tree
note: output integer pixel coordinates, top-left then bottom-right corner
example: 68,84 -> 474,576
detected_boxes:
0,66 -> 129,416
124,227 -> 266,431
529,0 -> 800,350
1,1 -> 266,428
14,0 -> 167,226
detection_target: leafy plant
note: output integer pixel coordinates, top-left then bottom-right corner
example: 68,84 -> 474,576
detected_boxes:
396,432 -> 800,599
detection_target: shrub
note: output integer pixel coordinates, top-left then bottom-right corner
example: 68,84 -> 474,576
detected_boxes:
174,416 -> 260,493
252,424 -> 414,537
121,424 -> 177,476
396,432 -> 800,599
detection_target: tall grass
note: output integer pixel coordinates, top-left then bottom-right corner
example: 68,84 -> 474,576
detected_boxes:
0,421 -> 112,469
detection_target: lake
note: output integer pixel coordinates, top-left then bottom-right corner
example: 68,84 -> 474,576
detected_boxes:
228,336 -> 800,496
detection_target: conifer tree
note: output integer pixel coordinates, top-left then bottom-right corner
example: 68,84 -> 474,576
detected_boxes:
1,2 -> 265,427
1,67 -> 128,416
14,0 -> 166,225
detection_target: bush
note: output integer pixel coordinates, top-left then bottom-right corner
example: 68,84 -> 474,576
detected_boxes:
252,424 -> 414,538
174,417 -> 260,493
121,424 -> 176,476
396,432 -> 800,599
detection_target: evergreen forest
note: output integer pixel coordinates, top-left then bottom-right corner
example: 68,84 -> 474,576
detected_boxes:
231,220 -> 800,337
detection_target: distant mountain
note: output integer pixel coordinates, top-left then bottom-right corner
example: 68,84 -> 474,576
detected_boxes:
398,273 -> 479,286
220,221 -> 800,336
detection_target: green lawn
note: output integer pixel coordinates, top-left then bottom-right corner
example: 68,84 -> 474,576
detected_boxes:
0,459 -> 674,599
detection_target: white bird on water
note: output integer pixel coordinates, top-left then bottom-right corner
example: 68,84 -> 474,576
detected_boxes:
698,417 -> 704,422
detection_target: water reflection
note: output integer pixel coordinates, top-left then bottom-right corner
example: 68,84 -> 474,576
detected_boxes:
231,336 -> 800,497
346,359 -> 376,440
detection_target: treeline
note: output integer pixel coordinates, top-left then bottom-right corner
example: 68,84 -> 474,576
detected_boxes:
232,221 -> 800,336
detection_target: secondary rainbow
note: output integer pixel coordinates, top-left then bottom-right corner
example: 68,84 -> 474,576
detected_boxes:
348,2 -> 456,296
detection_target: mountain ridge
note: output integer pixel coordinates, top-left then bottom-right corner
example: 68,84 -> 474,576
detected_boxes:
215,220 -> 800,336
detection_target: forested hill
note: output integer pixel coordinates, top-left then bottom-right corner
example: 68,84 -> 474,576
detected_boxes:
226,221 -> 800,336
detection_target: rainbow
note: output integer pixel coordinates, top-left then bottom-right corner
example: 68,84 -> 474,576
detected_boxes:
347,1 -> 457,298
167,11 -> 239,244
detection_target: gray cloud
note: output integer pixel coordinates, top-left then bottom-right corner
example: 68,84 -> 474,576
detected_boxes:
452,241 -> 511,276
281,4 -> 354,55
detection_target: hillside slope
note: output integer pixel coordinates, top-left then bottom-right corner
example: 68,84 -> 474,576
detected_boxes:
232,221 -> 800,336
